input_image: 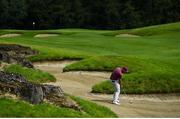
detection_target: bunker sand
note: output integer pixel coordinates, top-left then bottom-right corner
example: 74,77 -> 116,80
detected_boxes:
115,33 -> 140,38
0,33 -> 21,38
34,61 -> 180,117
34,34 -> 59,38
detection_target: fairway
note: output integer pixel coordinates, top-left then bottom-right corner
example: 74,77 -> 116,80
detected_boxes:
0,22 -> 180,59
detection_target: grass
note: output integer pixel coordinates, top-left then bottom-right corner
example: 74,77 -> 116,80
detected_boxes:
27,46 -> 87,62
104,22 -> 180,36
4,64 -> 56,83
71,96 -> 117,117
64,56 -> 163,72
0,97 -> 117,117
64,56 -> 180,94
0,22 -> 180,94
92,72 -> 180,94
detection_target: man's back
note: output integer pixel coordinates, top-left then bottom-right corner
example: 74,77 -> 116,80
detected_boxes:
110,67 -> 122,80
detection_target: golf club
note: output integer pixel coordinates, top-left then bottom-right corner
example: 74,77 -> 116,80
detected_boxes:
122,85 -> 133,104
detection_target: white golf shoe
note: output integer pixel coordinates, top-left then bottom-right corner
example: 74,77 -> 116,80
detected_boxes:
112,101 -> 120,105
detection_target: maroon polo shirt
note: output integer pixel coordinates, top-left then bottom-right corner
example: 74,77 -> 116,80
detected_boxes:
110,67 -> 122,80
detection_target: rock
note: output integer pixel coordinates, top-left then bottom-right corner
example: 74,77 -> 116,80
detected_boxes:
0,44 -> 38,55
0,71 -> 81,110
20,83 -> 44,104
42,84 -> 64,98
0,71 -> 27,83
0,44 -> 38,68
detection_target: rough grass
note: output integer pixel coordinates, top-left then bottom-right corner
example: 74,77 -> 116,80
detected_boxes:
104,22 -> 180,36
63,56 -> 163,72
0,97 -> 117,117
64,56 -> 180,94
92,72 -> 180,94
71,96 -> 117,117
4,64 -> 56,83
27,46 -> 87,62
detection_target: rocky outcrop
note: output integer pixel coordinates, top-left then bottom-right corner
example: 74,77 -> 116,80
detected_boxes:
0,71 -> 80,110
0,44 -> 38,68
0,44 -> 81,111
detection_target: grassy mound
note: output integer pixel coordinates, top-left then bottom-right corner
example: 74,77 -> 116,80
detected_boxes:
0,97 -> 117,117
64,56 -> 180,94
4,64 -> 56,83
28,46 -> 87,62
63,56 -> 170,72
104,22 -> 180,36
92,72 -> 180,94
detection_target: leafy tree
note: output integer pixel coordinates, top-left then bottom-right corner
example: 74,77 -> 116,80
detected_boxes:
105,0 -> 121,29
0,0 -> 9,28
120,0 -> 141,28
0,0 -> 27,28
0,0 -> 179,29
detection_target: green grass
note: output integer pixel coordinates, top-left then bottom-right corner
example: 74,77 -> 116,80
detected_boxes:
4,64 -> 56,83
104,22 -> 180,36
0,97 -> 117,117
92,72 -> 180,94
64,56 -> 180,94
71,96 -> 117,117
1,22 -> 180,94
27,46 -> 87,62
63,56 -> 165,72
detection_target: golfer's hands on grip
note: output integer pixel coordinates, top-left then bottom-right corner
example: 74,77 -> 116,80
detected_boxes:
119,79 -> 122,87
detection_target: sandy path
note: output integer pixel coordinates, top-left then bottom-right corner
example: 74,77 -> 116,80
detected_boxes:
33,61 -> 180,117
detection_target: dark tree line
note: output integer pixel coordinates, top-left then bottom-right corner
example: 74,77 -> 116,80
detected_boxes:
0,0 -> 180,29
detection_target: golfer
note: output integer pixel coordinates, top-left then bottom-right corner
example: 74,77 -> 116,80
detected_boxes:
110,67 -> 128,105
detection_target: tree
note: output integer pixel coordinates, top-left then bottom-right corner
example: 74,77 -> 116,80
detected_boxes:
105,0 -> 121,29
0,0 -> 9,28
120,0 -> 141,28
25,0 -> 54,29
0,0 -> 179,29
0,0 -> 27,28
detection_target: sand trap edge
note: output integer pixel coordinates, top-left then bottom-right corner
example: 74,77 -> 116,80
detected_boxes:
0,33 -> 21,38
34,34 -> 59,38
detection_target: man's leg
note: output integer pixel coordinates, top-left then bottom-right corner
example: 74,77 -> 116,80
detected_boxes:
113,81 -> 120,104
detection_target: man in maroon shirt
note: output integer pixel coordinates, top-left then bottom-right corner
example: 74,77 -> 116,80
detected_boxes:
110,67 -> 128,105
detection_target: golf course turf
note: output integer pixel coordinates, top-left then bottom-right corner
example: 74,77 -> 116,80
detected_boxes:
0,22 -> 180,94
0,96 -> 117,117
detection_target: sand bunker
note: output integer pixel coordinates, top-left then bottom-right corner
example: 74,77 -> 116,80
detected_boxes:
34,34 -> 59,38
116,33 -> 140,38
33,61 -> 180,117
0,33 -> 21,38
